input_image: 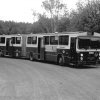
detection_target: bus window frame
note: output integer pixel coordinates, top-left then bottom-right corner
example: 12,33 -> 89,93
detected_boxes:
27,37 -> 32,44
32,36 -> 37,44
44,36 -> 50,45
16,37 -> 21,44
50,36 -> 58,45
27,36 -> 37,45
59,35 -> 69,45
26,36 -> 38,47
0,37 -> 5,44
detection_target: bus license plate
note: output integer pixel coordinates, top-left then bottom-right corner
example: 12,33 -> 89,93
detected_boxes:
89,52 -> 94,54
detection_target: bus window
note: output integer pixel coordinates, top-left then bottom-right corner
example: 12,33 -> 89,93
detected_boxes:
16,37 -> 21,44
0,37 -> 5,43
50,36 -> 58,45
27,37 -> 32,44
59,35 -> 69,45
78,37 -> 100,49
44,36 -> 49,45
12,37 -> 16,44
32,36 -> 37,44
70,37 -> 76,50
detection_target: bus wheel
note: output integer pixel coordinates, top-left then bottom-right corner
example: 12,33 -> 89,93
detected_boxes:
74,63 -> 80,68
58,56 -> 64,66
29,53 -> 34,61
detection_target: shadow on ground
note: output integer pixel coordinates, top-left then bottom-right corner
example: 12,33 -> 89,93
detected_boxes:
0,57 -> 99,69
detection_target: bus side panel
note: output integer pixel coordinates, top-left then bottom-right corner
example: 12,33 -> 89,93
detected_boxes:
26,47 -> 38,59
21,35 -> 27,57
9,46 -> 22,57
40,48 -> 45,60
57,49 -> 71,64
44,51 -> 57,62
0,46 -> 6,55
44,45 -> 58,62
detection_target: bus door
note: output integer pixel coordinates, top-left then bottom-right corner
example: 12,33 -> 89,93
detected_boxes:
9,37 -> 15,57
6,38 -> 11,55
38,37 -> 45,60
70,37 -> 77,62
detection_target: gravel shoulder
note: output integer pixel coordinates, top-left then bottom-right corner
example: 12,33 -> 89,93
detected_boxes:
0,58 -> 100,100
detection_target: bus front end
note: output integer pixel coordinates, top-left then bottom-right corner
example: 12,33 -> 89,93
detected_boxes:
76,36 -> 100,65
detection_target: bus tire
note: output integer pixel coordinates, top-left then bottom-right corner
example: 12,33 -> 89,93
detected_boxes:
29,53 -> 34,61
74,62 -> 80,68
58,56 -> 64,66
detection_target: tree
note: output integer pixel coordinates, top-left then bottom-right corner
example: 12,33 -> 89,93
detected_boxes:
70,0 -> 100,32
58,17 -> 70,32
38,14 -> 52,33
42,0 -> 67,32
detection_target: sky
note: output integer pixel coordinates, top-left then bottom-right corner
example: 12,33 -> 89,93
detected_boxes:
0,0 -> 82,23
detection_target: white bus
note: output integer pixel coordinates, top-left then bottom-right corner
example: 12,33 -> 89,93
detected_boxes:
0,32 -> 100,66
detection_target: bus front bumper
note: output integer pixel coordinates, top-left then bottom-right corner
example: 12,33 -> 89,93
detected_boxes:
77,59 -> 100,65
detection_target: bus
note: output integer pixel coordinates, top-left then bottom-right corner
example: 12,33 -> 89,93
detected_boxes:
0,32 -> 100,66
0,34 -> 23,57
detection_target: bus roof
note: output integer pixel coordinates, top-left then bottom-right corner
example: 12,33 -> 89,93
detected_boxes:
0,32 -> 100,37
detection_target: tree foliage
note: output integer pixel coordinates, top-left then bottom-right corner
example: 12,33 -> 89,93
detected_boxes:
42,0 -> 68,32
70,0 -> 100,32
0,0 -> 100,35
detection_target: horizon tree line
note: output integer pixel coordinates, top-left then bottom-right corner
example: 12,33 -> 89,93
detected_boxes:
0,0 -> 100,35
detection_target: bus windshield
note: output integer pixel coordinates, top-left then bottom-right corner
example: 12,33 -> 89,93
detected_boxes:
78,37 -> 100,50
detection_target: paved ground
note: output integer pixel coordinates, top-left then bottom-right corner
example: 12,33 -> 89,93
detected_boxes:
0,57 -> 100,100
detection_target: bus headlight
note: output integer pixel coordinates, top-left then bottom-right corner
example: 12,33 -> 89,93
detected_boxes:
80,57 -> 83,61
80,53 -> 83,57
94,52 -> 98,57
99,53 -> 100,56
62,50 -> 65,53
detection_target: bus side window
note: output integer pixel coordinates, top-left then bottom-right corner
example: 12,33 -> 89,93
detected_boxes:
27,37 -> 31,44
50,36 -> 58,45
44,36 -> 49,45
12,37 -> 16,44
32,36 -> 37,44
70,37 -> 76,50
16,37 -> 21,44
0,37 -> 5,43
59,35 -> 69,45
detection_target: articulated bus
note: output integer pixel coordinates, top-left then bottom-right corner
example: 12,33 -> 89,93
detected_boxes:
0,32 -> 100,66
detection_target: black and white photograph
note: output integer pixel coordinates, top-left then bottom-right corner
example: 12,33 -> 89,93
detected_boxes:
0,0 -> 100,100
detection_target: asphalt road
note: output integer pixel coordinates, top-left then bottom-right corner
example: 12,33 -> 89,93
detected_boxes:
0,57 -> 100,100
